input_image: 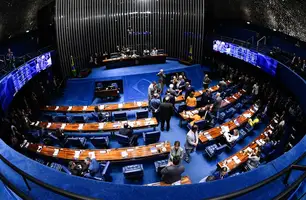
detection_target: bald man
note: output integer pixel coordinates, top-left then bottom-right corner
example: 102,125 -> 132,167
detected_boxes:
159,96 -> 174,131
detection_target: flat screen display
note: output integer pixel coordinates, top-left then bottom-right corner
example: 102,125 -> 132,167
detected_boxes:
0,52 -> 52,111
213,40 -> 277,76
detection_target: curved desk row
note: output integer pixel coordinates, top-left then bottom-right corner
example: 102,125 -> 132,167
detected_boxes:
30,118 -> 158,133
22,141 -> 170,162
145,176 -> 192,186
217,121 -> 277,172
198,104 -> 259,144
41,81 -> 231,113
179,89 -> 245,122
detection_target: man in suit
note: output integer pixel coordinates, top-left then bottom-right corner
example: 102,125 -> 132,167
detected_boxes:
163,90 -> 175,106
84,157 -> 100,178
184,82 -> 195,100
150,93 -> 161,123
203,74 -> 211,89
161,156 -> 185,184
200,90 -> 212,107
184,125 -> 199,163
119,123 -> 134,138
176,75 -> 185,90
159,96 -> 174,131
169,84 -> 179,96
148,81 -> 157,102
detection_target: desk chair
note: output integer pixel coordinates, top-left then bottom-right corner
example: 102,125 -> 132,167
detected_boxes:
174,104 -> 186,114
234,103 -> 243,111
66,137 -> 87,148
52,115 -> 72,123
43,132 -> 68,147
123,164 -> 144,180
136,111 -> 149,120
115,133 -> 130,146
91,161 -> 112,182
204,143 -> 228,158
113,112 -> 128,121
237,129 -> 248,143
90,136 -> 109,148
187,120 -> 208,131
143,131 -> 160,144
71,115 -> 89,123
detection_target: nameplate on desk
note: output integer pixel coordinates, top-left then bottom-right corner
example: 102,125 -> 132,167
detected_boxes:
250,109 -> 255,113
35,121 -> 40,126
137,102 -> 142,107
118,104 -> 123,108
151,147 -> 158,153
37,146 -> 43,153
121,151 -> 128,158
74,151 -> 81,159
243,113 -> 251,118
47,123 -> 52,128
199,90 -> 203,94
100,150 -> 106,154
127,148 -> 134,152
78,124 -> 84,130
233,95 -> 237,100
225,99 -> 230,104
53,149 -> 59,157
98,123 -> 104,130
83,106 -> 88,111
68,106 -> 72,111
99,105 -> 105,110
55,106 -> 59,111
60,124 -> 66,129
88,152 -> 96,159
128,122 -> 134,127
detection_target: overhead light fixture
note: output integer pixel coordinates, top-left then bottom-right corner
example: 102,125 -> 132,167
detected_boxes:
246,21 -> 250,24
26,30 -> 30,33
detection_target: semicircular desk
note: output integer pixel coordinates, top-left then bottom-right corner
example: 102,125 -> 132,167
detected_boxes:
0,61 -> 306,200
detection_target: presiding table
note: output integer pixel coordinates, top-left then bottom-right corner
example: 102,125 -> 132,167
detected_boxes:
103,54 -> 168,69
30,118 -> 158,133
198,104 -> 259,144
145,176 -> 192,186
179,89 -> 245,123
217,122 -> 276,172
22,141 -> 171,163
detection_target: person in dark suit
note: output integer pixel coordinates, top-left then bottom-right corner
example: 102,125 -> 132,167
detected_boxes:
200,90 -> 212,107
161,156 -> 185,184
184,82 -> 195,100
160,96 -> 174,131
119,123 -> 134,138
163,90 -> 175,106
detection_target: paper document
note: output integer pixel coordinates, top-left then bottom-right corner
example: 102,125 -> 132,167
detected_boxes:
233,95 -> 237,100
83,106 -> 87,111
243,113 -> 251,118
78,124 -> 84,130
99,105 -> 105,110
74,151 -> 81,159
151,147 -> 158,153
68,106 -> 72,111
61,123 -> 66,129
53,149 -> 59,157
98,123 -> 104,130
55,106 -> 59,110
118,103 -> 123,108
100,150 -> 106,154
121,151 -> 128,158
88,152 -> 96,159
47,123 -> 52,128
137,102 -> 142,106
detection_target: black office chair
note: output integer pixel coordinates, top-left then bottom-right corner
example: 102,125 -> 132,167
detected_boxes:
113,112 -> 128,121
136,111 -> 149,119
143,131 -> 161,144
90,136 -> 109,148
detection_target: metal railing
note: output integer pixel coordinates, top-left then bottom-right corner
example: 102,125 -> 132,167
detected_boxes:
0,154 -> 97,200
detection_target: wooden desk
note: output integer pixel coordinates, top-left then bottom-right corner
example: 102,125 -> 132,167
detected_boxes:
179,90 -> 245,121
103,54 -> 168,69
94,89 -> 120,98
42,101 -> 149,113
23,141 -> 171,162
217,124 -> 275,172
30,118 -> 158,132
145,176 -> 192,186
174,80 -> 231,103
198,104 -> 259,144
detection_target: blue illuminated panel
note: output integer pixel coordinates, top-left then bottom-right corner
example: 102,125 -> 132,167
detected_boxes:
213,40 -> 277,76
0,52 -> 52,111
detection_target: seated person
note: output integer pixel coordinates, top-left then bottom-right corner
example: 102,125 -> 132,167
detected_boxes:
245,149 -> 261,170
151,47 -> 158,56
260,137 -> 275,159
169,84 -> 180,96
171,76 -> 178,88
143,49 -> 150,56
119,123 -> 138,146
92,106 -> 103,122
248,115 -> 260,127
84,157 -> 100,178
169,141 -> 184,162
223,129 -> 240,145
176,75 -> 186,90
161,156 -> 185,184
184,82 -> 195,100
68,161 -> 86,176
186,92 -> 197,110
211,93 -> 222,118
212,167 -> 228,180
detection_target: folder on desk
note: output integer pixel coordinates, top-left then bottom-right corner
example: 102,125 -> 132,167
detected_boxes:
68,106 -> 72,111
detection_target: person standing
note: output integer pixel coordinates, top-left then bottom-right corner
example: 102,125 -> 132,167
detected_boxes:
203,74 -> 211,89
184,125 -> 199,163
161,156 -> 185,184
148,81 -> 157,104
157,69 -> 166,93
150,93 -> 161,123
159,96 -> 173,131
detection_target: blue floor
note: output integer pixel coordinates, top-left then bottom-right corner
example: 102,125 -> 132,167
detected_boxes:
44,61 -> 268,185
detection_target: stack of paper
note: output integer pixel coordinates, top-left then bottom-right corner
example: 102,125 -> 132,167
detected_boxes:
37,146 -> 43,153
83,106 -> 88,111
78,124 -> 84,130
68,106 -> 72,111
88,152 -> 96,159
53,149 -> 59,157
99,105 -> 105,110
151,147 -> 158,153
137,102 -> 142,106
121,151 -> 128,158
74,151 -> 81,159
60,123 -> 66,130
118,103 -> 123,108
55,106 -> 59,111
47,123 -> 52,128
35,121 -> 40,126
98,123 -> 104,130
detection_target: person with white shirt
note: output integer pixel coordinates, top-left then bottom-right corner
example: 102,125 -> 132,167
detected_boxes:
223,129 -> 239,144
184,125 -> 199,163
252,83 -> 259,97
151,47 -> 158,56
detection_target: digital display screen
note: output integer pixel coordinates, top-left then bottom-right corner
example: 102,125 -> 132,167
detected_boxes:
0,52 -> 52,111
213,40 -> 277,76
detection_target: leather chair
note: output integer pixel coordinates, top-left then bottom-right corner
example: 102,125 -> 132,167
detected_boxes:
204,143 -> 228,158
90,136 -> 109,148
66,137 -> 87,148
115,133 -> 130,146
92,161 -> 112,182
43,132 -> 68,147
123,164 -> 144,180
143,131 -> 160,144
136,111 -> 149,119
154,159 -> 168,175
113,112 -> 128,121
